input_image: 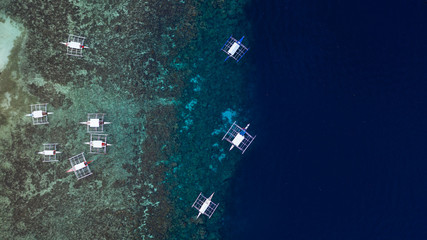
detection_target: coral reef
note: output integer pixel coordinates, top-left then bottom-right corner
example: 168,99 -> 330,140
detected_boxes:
164,0 -> 254,239
0,0 -> 253,239
0,0 -> 198,239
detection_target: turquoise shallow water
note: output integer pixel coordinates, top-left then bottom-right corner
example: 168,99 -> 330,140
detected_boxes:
0,0 -> 252,239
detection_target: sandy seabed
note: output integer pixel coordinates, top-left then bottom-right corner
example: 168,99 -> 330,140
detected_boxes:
0,13 -> 22,72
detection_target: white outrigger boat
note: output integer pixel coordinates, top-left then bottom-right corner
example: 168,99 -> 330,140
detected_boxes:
80,113 -> 111,133
61,34 -> 89,57
67,152 -> 93,180
192,192 -> 219,219
38,143 -> 61,162
25,103 -> 53,125
222,121 -> 256,154
85,134 -> 111,154
220,35 -> 249,63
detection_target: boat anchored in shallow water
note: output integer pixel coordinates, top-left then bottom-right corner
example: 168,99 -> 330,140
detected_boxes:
222,121 -> 256,154
221,35 -> 249,62
85,133 -> 111,154
67,152 -> 93,180
192,192 -> 219,219
25,103 -> 53,125
80,113 -> 111,133
38,143 -> 61,162
61,34 -> 89,57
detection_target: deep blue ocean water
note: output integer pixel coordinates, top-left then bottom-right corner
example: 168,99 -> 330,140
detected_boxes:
225,1 -> 427,239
